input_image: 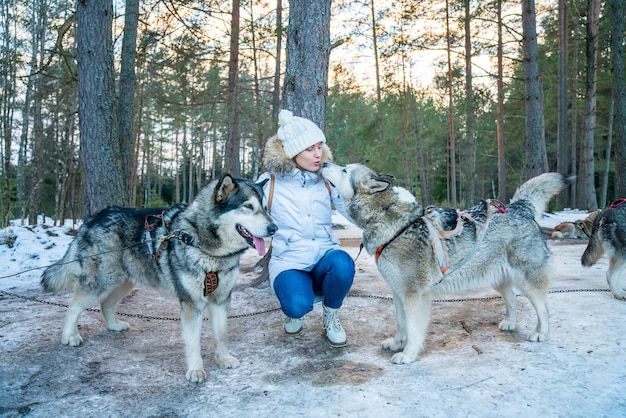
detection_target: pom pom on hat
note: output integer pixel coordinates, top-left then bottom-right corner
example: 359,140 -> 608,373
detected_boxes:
277,109 -> 326,158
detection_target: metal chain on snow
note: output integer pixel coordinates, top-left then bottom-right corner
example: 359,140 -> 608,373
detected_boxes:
0,289 -> 281,320
0,288 -> 611,322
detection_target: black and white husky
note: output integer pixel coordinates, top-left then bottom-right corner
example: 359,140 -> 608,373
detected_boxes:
42,175 -> 277,383
582,199 -> 626,300
322,163 -> 571,364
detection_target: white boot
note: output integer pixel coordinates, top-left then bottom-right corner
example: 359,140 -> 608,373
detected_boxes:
284,316 -> 303,335
323,305 -> 347,347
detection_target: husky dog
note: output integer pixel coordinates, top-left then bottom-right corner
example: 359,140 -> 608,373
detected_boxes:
321,163 -> 571,364
551,210 -> 599,239
41,175 -> 277,383
581,200 -> 626,300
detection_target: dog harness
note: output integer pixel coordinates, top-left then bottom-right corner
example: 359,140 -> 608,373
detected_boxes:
610,198 -> 626,208
374,199 -> 507,283
144,212 -> 219,297
374,216 -> 421,263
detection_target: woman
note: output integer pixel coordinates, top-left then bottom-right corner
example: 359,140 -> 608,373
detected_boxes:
257,109 -> 355,347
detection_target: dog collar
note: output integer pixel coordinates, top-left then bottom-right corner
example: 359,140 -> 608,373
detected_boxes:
205,272 -> 219,296
374,217 -> 420,262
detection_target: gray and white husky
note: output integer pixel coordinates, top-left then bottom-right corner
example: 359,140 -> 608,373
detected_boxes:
41,175 -> 277,383
322,163 -> 571,364
581,199 -> 626,300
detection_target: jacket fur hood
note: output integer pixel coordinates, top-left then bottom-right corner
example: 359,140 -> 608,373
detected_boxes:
262,134 -> 333,176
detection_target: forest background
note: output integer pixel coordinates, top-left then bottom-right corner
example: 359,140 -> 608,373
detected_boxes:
0,0 -> 625,227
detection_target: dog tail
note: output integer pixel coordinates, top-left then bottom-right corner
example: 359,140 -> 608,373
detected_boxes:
551,230 -> 564,239
581,216 -> 604,267
41,242 -> 81,292
510,173 -> 574,223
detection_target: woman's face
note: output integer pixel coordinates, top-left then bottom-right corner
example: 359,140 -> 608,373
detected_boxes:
294,142 -> 324,172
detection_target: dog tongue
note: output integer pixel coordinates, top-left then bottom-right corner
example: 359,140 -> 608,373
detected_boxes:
253,236 -> 266,256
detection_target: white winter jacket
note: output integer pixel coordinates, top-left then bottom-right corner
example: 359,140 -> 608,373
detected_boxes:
257,134 -> 351,287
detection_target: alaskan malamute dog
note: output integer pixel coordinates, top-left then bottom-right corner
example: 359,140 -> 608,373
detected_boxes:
42,175 -> 277,383
322,163 -> 570,364
581,200 -> 626,300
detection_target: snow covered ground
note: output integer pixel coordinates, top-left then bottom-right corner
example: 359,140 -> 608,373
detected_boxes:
1,209 -> 625,417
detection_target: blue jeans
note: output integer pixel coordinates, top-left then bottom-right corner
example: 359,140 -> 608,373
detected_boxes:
273,249 -> 355,319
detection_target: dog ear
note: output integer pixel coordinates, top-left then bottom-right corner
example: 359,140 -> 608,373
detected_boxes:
374,173 -> 395,184
215,174 -> 237,202
365,173 -> 393,193
256,178 -> 269,188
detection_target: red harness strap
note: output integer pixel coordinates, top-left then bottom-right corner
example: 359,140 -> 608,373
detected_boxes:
610,198 -> 626,209
375,218 -> 419,262
488,199 -> 508,213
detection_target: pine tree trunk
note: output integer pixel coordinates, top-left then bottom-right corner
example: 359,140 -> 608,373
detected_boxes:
611,0 -> 626,198
445,0 -> 457,208
2,0 -> 18,226
224,0 -> 241,177
577,0 -> 600,211
28,0 -> 47,225
600,97 -> 614,208
117,0 -> 139,205
496,0 -> 506,201
77,0 -> 124,216
411,92 -> 428,206
271,0 -> 283,132
370,0 -> 384,143
521,0 -> 547,180
557,0 -> 570,208
463,0 -> 476,206
282,0 -> 331,127
570,12 -> 581,206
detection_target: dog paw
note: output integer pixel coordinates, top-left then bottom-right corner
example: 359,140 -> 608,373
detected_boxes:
528,332 -> 549,342
390,351 -> 418,364
217,355 -> 240,369
498,320 -> 516,331
382,338 -> 405,352
62,334 -> 83,347
186,369 -> 207,383
107,320 -> 130,332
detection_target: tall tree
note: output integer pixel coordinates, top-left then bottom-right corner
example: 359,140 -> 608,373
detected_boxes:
610,0 -> 626,198
1,0 -> 17,226
16,5 -> 38,225
445,0 -> 457,207
577,0 -> 600,211
570,11 -> 581,206
271,0 -> 283,130
27,0 -> 48,225
496,0 -> 506,201
463,0 -> 476,206
521,0 -> 548,179
282,0 -> 331,126
600,97 -> 614,207
370,0 -> 384,142
411,91 -> 428,206
556,0 -> 570,208
77,0 -> 124,216
224,0 -> 241,177
117,0 -> 139,205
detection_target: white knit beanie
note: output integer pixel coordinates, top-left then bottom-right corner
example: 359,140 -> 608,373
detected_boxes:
277,109 -> 326,158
